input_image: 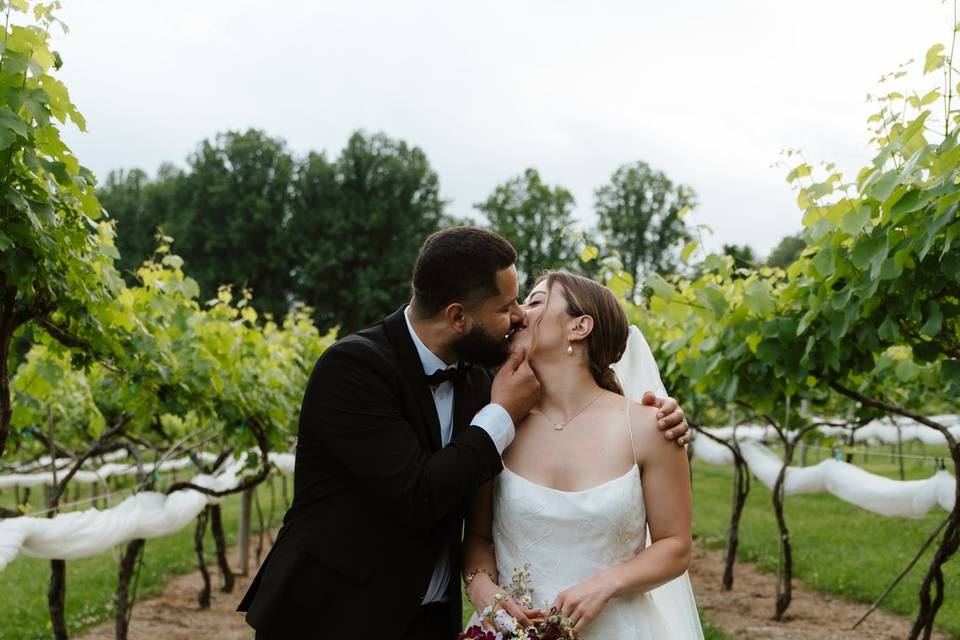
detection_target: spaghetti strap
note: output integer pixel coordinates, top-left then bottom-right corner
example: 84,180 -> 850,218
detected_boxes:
624,399 -> 639,467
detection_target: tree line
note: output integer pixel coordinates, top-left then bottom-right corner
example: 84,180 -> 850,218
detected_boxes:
98,128 -> 807,335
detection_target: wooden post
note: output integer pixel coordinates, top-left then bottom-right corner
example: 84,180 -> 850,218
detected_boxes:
798,400 -> 809,467
897,425 -> 906,481
238,487 -> 253,576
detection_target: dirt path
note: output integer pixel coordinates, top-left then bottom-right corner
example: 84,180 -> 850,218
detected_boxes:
76,538 -> 946,639
690,544 -> 948,639
76,542 -> 263,640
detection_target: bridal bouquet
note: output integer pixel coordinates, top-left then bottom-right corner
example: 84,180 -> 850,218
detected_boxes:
459,564 -> 578,640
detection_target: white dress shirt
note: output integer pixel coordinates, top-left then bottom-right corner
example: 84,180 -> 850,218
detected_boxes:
403,306 -> 515,604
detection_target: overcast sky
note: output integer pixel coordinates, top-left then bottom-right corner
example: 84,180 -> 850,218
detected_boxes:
53,0 -> 952,257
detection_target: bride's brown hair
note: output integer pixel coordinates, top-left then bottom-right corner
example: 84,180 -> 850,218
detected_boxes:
532,270 -> 629,395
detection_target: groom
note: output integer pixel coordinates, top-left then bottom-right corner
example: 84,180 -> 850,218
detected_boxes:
238,227 -> 690,639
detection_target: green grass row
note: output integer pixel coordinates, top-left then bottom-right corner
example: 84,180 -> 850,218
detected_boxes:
0,475 -> 290,640
690,442 -> 958,639
1,470 -> 729,640
8,440 -> 952,639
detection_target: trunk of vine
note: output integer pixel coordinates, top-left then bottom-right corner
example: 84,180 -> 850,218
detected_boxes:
44,424 -> 68,639
0,328 -> 12,460
267,477 -> 277,539
48,559 -> 68,640
194,508 -> 211,609
254,486 -> 266,564
209,504 -> 234,592
908,448 -> 960,639
827,382 -> 960,639
723,456 -> 750,591
772,442 -> 794,621
115,538 -> 145,640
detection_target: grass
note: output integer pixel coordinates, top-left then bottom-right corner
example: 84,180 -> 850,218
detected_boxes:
6,440 -> 952,639
690,442 -> 958,639
0,475 -> 290,640
702,616 -> 730,639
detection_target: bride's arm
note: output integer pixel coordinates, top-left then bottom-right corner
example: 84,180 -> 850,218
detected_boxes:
552,403 -> 692,632
621,402 -> 693,588
463,480 -> 542,628
462,480 -> 499,605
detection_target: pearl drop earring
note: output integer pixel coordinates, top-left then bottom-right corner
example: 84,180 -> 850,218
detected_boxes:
566,343 -> 574,355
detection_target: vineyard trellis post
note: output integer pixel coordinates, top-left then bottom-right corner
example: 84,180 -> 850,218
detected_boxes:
238,487 -> 253,576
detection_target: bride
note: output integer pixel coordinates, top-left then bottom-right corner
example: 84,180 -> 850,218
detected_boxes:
462,270 -> 703,638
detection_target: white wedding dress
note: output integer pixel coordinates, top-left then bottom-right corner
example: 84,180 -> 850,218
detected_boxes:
467,326 -> 704,639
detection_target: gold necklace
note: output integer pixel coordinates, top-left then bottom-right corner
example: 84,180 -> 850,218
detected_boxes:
532,390 -> 605,431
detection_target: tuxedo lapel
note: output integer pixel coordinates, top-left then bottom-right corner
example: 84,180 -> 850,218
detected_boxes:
383,306 -> 443,451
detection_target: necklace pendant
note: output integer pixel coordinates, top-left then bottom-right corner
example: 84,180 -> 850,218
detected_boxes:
554,424 -> 564,431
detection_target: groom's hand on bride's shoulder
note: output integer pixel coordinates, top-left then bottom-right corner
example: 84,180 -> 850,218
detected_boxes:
492,346 -> 541,425
641,392 -> 690,446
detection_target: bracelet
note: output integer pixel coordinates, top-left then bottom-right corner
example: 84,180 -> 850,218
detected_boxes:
463,567 -> 498,590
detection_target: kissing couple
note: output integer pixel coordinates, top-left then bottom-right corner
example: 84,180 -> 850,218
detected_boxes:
238,227 -> 704,639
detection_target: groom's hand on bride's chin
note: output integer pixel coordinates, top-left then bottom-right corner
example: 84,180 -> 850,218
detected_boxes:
641,391 -> 690,446
492,346 -> 541,425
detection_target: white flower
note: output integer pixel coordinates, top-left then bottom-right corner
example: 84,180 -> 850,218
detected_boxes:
494,609 -> 518,633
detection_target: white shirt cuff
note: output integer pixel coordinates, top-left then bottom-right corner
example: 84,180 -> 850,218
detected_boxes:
472,403 -> 515,455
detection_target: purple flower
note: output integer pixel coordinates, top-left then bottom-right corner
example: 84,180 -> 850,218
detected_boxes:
458,624 -> 498,640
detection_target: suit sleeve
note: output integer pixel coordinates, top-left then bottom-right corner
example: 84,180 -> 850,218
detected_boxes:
298,340 -> 503,530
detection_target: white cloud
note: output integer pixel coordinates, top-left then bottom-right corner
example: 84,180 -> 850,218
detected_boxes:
55,0 -> 953,256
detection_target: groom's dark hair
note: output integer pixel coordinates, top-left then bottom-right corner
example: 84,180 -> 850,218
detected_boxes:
411,227 -> 517,317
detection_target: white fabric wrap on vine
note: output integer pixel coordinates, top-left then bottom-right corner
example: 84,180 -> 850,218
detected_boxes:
0,451 -> 295,572
0,451 -> 227,490
734,441 -> 955,518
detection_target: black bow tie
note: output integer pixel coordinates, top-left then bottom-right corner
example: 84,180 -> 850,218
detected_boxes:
426,365 -> 467,387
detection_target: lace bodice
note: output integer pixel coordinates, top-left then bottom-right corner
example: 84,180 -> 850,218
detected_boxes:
494,463 -> 647,598
492,459 -> 676,639
466,401 -> 699,640
466,401 -> 703,638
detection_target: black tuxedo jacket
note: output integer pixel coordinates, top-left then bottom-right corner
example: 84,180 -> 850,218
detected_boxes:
238,307 -> 503,637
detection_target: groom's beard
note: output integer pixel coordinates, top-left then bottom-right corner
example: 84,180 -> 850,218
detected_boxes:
453,322 -> 511,368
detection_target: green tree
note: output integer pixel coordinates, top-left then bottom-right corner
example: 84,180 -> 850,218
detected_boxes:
0,3 -> 122,460
594,161 -> 696,300
161,130 -> 296,319
98,165 -> 182,277
722,243 -> 758,270
9,242 -> 335,637
765,233 -> 806,268
475,168 -> 578,291
639,32 -> 960,632
288,131 -> 446,334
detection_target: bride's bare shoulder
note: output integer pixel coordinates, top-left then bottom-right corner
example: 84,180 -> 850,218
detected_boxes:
626,400 -> 670,449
